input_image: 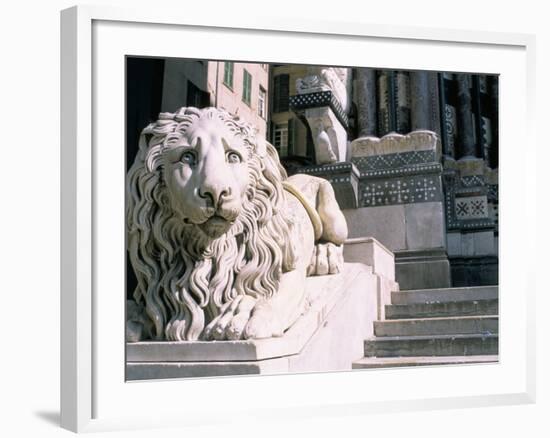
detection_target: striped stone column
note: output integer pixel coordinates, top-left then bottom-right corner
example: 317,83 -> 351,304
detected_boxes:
410,71 -> 430,131
456,74 -> 477,159
355,68 -> 377,137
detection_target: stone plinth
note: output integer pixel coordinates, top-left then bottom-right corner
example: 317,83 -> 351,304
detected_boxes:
394,249 -> 451,290
343,237 -> 398,320
344,130 -> 451,290
441,156 -> 497,286
343,204 -> 450,290
343,236 -> 395,281
127,263 -> 380,380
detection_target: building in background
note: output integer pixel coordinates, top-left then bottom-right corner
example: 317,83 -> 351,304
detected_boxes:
126,57 -> 269,172
268,64 -> 314,168
159,59 -> 269,138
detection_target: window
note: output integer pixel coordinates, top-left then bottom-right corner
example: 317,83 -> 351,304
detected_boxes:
273,123 -> 289,157
223,62 -> 234,88
242,69 -> 252,106
258,87 -> 266,119
273,74 -> 289,113
186,81 -> 210,108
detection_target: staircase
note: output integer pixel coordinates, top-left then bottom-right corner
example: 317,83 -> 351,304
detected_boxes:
353,285 -> 499,369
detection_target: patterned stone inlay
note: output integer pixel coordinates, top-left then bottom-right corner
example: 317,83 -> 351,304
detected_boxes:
359,175 -> 442,207
294,162 -> 358,187
352,150 -> 436,172
290,91 -> 349,128
460,175 -> 485,188
297,162 -> 356,175
360,164 -> 442,181
454,196 -> 488,220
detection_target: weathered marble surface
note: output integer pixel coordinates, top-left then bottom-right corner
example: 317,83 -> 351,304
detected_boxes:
126,107 -> 348,343
343,202 -> 450,290
343,236 -> 395,281
294,67 -> 351,165
296,67 -> 352,113
127,263 -> 384,380
351,130 -> 438,158
304,106 -> 348,164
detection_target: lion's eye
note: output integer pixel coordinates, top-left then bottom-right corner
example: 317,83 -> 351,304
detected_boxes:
226,151 -> 242,164
180,151 -> 197,166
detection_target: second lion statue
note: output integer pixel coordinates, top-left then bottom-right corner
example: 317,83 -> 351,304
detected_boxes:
126,107 -> 348,342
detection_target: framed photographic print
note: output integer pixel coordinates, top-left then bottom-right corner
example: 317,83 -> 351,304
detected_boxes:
61,4 -> 535,433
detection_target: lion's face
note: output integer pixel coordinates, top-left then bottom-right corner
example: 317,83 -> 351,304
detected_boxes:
161,116 -> 250,239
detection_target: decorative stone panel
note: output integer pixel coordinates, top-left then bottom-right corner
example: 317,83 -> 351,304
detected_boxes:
360,175 -> 443,207
454,196 -> 489,220
290,91 -> 349,128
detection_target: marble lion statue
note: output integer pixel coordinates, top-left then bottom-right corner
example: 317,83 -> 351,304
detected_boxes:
126,107 -> 348,342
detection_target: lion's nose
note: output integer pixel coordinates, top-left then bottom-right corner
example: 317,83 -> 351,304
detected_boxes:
198,185 -> 231,207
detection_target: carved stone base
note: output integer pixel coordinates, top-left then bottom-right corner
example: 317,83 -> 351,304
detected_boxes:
127,263 -> 389,380
450,255 -> 499,287
395,249 -> 452,290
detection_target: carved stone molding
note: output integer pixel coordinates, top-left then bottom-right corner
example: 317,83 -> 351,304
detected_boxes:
295,67 -> 352,113
351,130 -> 438,158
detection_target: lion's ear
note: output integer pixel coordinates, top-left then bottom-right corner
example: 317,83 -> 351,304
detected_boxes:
255,137 -> 268,158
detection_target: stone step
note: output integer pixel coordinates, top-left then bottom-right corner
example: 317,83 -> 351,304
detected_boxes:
385,299 -> 498,319
391,286 -> 498,305
352,355 -> 499,369
374,316 -> 498,337
364,333 -> 498,357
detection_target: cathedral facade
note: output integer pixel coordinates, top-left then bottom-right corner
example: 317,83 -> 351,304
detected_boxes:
269,65 -> 498,289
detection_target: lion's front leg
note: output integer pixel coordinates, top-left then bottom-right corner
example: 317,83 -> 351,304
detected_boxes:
307,242 -> 344,276
202,267 -> 309,341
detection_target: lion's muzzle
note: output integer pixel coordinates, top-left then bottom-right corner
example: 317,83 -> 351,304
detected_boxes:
197,214 -> 233,238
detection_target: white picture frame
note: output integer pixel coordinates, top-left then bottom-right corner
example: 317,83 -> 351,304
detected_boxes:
60,4 -> 536,433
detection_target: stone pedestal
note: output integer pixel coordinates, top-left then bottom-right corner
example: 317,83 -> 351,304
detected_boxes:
442,158 -> 498,286
394,249 -> 451,290
343,237 -> 398,320
345,130 -> 451,290
127,263 -> 388,380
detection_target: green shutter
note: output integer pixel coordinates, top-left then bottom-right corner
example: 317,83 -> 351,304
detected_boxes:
242,70 -> 251,105
224,62 -> 234,88
273,74 -> 289,113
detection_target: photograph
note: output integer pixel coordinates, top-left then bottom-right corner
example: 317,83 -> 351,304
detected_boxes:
124,57 -> 500,381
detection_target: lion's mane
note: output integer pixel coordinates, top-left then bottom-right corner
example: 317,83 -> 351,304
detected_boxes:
127,107 -> 298,341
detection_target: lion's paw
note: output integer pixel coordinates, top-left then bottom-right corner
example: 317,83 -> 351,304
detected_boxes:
307,242 -> 344,276
243,301 -> 284,340
202,297 -> 285,341
202,295 -> 255,341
